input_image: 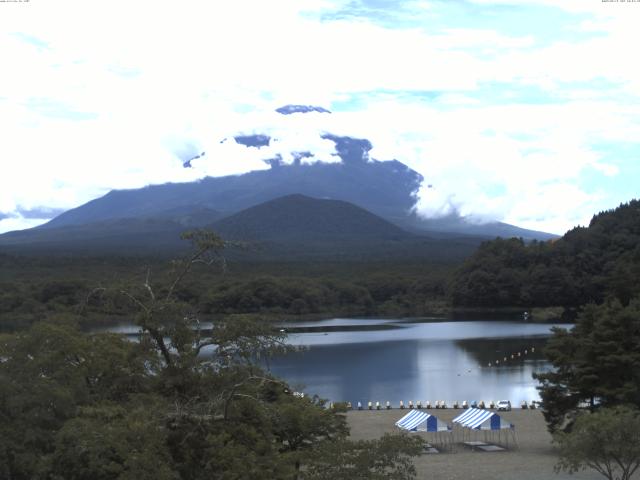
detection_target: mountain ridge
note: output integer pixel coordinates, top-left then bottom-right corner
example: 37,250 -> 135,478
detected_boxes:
7,127 -> 556,244
0,194 -> 482,261
211,194 -> 411,242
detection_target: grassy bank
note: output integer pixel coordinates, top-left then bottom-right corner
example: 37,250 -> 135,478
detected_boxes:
346,409 -> 612,480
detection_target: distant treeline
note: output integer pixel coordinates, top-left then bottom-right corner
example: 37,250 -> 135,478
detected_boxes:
201,273 -> 447,317
0,255 -> 452,331
2,200 -> 639,331
450,200 -> 640,309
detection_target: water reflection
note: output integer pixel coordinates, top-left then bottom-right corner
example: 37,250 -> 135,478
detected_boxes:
267,319 -> 567,405
89,317 -> 568,405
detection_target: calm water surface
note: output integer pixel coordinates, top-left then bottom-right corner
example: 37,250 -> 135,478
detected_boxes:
266,318 -> 570,405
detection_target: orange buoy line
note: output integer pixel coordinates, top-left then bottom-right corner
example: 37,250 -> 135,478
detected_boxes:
484,346 -> 538,368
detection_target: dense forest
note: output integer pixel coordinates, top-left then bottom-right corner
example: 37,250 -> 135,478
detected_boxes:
2,200 -> 640,332
450,200 -> 640,311
0,254 -> 453,332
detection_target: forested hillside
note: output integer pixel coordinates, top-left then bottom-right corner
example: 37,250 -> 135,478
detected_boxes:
450,200 -> 640,309
0,252 -> 453,332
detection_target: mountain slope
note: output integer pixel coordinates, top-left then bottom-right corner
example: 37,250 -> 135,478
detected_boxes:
207,194 -> 481,261
0,218 -> 188,254
41,134 -> 423,231
211,194 -> 410,243
8,120 -> 555,243
38,155 -> 553,241
3,103 -> 557,241
400,213 -> 558,241
0,194 -> 482,261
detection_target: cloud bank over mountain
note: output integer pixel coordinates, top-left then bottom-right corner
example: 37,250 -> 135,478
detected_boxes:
1,0 -> 640,234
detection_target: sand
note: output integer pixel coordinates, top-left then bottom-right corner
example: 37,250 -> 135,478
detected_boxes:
346,408 -> 628,480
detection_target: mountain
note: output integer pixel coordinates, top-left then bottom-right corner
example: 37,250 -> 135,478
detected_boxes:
0,194 -> 481,261
275,105 -> 331,115
36,131 -> 552,241
400,213 -> 558,241
41,134 -> 423,231
212,194 -> 409,242
0,207 -> 223,254
2,104 -> 556,250
209,194 -> 482,261
0,217 -> 188,254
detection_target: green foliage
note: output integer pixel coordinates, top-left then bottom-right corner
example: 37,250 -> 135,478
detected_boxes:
0,232 -> 424,479
0,253 -> 455,332
204,276 -> 374,316
302,433 -> 424,480
554,406 -> 640,480
450,237 -> 579,308
0,320 -> 155,479
450,199 -> 640,309
271,394 -> 349,471
51,401 -> 178,480
535,298 -> 640,432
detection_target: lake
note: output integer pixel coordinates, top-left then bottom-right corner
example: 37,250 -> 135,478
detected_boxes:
265,317 -> 570,406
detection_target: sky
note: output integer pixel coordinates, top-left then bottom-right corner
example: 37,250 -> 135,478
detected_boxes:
1,0 -> 639,235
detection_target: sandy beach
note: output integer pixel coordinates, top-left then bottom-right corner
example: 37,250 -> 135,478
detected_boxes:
346,409 -> 626,480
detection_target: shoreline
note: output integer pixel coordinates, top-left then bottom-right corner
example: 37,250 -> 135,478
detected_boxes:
346,409 -> 609,480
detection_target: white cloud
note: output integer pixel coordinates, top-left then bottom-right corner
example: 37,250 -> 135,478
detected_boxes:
0,0 -> 639,235
0,216 -> 50,235
321,97 -> 638,233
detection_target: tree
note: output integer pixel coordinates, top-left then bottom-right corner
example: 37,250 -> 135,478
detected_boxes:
0,319 -> 155,480
271,394 -> 349,474
302,433 -> 424,480
106,229 -> 418,478
555,406 -> 640,480
535,298 -> 640,432
2,230 -> 424,478
50,401 -> 178,480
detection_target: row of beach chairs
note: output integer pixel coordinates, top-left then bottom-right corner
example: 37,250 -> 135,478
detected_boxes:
343,400 -> 538,410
